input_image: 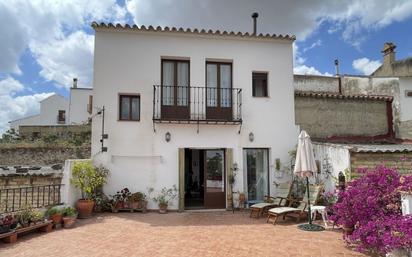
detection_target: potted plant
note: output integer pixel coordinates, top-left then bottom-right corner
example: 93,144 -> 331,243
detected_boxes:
71,162 -> 108,218
62,207 -> 77,228
0,215 -> 15,234
149,185 -> 178,214
46,206 -> 63,226
129,192 -> 147,211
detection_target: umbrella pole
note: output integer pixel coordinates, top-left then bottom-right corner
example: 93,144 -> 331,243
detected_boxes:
306,177 -> 312,225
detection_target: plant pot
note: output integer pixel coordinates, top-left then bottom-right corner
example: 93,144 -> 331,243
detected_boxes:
342,225 -> 354,235
50,214 -> 63,225
0,225 -> 10,234
62,216 -> 76,228
159,203 -> 168,214
76,199 -> 95,218
141,201 -> 148,213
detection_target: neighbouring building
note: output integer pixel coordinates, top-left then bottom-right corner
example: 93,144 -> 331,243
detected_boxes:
8,78 -> 93,138
91,22 -> 298,211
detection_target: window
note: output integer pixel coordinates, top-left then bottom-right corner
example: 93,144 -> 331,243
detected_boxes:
119,95 -> 140,121
206,62 -> 232,107
161,59 -> 189,106
58,110 -> 66,123
243,148 -> 269,202
252,72 -> 268,97
406,90 -> 412,97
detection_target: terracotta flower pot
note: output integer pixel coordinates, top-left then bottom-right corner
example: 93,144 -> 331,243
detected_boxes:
62,216 -> 76,228
342,225 -> 354,235
76,199 -> 95,218
159,203 -> 168,214
50,213 -> 63,225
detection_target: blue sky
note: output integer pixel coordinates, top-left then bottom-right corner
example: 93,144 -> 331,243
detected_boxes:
1,0 -> 412,134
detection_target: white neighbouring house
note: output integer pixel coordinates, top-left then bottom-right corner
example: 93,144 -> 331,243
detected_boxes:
9,81 -> 93,133
9,94 -> 69,132
91,22 -> 298,211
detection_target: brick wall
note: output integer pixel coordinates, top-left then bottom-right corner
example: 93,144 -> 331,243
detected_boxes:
350,152 -> 412,177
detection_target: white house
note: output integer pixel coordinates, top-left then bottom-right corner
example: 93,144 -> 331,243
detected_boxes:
91,22 -> 298,211
9,94 -> 69,132
68,82 -> 93,125
9,79 -> 93,133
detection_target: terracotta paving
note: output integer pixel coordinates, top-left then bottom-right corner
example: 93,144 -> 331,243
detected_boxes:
0,211 -> 367,257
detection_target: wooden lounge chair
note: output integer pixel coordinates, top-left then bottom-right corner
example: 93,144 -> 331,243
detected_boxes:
266,185 -> 322,225
249,183 -> 292,218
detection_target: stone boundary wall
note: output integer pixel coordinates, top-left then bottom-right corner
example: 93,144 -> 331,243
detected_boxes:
0,146 -> 90,166
351,152 -> 412,177
295,96 -> 389,139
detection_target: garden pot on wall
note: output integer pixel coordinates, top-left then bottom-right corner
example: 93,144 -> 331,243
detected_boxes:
76,200 -> 94,218
159,203 -> 168,214
62,216 -> 76,228
50,214 -> 63,225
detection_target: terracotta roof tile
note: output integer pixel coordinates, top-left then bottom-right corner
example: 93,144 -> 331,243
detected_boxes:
294,91 -> 393,101
91,22 -> 296,41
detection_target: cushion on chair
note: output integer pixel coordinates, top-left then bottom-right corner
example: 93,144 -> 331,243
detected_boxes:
268,207 -> 299,214
250,202 -> 275,209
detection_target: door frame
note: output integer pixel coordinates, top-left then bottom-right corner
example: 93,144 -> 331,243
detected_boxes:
205,61 -> 233,120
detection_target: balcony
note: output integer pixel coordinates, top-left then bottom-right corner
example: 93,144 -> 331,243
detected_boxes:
153,85 -> 242,124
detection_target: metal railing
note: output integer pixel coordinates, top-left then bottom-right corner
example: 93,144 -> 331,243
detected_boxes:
153,85 -> 242,122
0,184 -> 62,214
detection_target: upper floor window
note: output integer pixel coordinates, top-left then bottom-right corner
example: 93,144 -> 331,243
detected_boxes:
161,59 -> 189,106
252,72 -> 268,97
119,94 -> 140,121
58,110 -> 66,123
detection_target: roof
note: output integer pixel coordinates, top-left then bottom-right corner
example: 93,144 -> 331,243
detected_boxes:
0,166 -> 63,177
294,91 -> 393,102
39,93 -> 67,103
349,144 -> 412,153
9,114 -> 40,123
91,22 -> 296,42
313,142 -> 412,153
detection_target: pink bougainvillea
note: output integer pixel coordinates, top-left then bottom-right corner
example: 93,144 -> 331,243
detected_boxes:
330,165 -> 412,256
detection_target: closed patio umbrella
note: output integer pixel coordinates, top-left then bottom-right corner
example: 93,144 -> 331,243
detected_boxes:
294,130 -> 324,231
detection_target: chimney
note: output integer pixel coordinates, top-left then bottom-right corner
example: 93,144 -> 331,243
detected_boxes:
382,42 -> 396,66
73,78 -> 78,88
334,59 -> 340,76
252,12 -> 259,35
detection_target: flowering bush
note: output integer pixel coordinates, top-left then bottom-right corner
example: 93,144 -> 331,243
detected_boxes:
330,165 -> 412,256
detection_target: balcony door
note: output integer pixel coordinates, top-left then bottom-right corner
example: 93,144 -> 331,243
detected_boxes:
206,62 -> 232,120
161,59 -> 190,120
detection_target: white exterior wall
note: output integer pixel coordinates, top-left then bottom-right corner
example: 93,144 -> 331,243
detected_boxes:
69,88 -> 93,124
399,77 -> 412,122
9,115 -> 41,131
92,30 -> 298,209
9,94 -> 69,132
312,142 -> 351,193
39,94 -> 69,125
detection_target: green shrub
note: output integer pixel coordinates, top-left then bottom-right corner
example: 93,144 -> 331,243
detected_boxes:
63,207 -> 77,217
46,206 -> 63,216
71,161 -> 108,200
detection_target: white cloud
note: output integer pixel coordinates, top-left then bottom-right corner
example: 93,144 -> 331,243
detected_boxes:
0,77 -> 53,134
0,0 -> 127,88
125,0 -> 412,47
303,40 -> 322,52
352,57 -> 381,75
30,31 -> 94,88
294,65 -> 333,76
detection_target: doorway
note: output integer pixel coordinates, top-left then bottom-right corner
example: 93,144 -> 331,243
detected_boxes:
184,149 -> 226,209
243,148 -> 270,205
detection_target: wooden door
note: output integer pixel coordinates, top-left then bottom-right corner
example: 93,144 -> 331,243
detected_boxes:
161,60 -> 190,120
204,149 -> 226,209
206,62 -> 232,120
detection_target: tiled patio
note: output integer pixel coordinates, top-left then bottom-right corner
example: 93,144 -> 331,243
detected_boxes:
0,211 -> 367,257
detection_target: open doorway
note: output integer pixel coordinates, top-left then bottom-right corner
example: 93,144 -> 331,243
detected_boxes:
184,148 -> 226,209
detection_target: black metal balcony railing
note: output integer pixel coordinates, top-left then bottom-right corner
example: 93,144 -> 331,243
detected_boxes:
153,85 -> 242,123
0,184 -> 62,214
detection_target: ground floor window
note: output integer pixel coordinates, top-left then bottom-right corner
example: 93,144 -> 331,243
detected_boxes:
243,148 -> 269,203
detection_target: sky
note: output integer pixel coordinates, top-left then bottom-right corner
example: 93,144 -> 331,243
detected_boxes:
1,0 -> 412,134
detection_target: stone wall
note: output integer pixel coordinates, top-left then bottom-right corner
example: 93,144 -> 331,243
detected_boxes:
0,146 -> 90,166
295,96 -> 389,139
350,152 -> 412,177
